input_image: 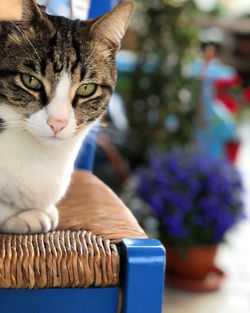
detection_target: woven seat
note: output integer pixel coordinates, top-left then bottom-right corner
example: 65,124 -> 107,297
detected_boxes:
0,170 -> 147,289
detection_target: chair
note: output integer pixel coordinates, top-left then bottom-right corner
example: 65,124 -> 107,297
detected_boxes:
0,170 -> 165,313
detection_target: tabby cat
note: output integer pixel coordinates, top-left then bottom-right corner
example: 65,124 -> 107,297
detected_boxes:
0,0 -> 134,233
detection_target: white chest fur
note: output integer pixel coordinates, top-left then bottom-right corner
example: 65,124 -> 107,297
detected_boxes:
0,127 -> 83,211
0,70 -> 94,233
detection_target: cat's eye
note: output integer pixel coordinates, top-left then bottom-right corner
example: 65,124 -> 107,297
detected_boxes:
21,74 -> 42,91
77,83 -> 96,97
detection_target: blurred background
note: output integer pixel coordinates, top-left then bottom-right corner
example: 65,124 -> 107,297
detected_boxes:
39,0 -> 250,311
93,0 -> 250,312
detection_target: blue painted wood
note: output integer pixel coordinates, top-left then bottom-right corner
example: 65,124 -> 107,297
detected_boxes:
89,0 -> 118,19
120,239 -> 166,313
0,287 -> 119,313
74,122 -> 99,171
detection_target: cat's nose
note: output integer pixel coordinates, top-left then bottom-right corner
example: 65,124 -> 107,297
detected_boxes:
47,118 -> 68,134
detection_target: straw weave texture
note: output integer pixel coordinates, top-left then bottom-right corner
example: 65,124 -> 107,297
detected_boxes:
0,170 -> 146,289
0,230 -> 119,289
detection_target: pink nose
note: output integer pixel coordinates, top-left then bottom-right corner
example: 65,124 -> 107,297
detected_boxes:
47,118 -> 68,134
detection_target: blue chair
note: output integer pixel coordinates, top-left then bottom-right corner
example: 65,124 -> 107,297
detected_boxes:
0,1 -> 166,312
0,164 -> 165,313
0,237 -> 165,313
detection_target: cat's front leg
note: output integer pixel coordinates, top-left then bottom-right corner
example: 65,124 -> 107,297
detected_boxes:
0,205 -> 59,234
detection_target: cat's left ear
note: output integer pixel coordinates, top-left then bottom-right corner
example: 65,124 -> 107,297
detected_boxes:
90,1 -> 135,50
22,0 -> 44,24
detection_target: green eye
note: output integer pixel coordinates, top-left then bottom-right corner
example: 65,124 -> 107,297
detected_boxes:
77,83 -> 96,97
21,74 -> 42,90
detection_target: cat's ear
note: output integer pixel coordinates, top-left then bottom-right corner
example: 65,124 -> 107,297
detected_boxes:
22,0 -> 44,24
90,2 -> 135,50
19,0 -> 53,32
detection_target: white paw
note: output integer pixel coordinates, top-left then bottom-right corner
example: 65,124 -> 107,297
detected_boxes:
1,207 -> 59,234
45,205 -> 59,230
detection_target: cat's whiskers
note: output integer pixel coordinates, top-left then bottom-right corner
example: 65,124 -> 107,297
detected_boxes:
3,118 -> 25,125
0,115 -> 25,120
1,118 -> 24,123
10,22 -> 41,62
6,124 -> 25,127
25,123 -> 49,132
5,124 -> 27,131
0,116 -> 26,125
83,53 -> 102,70
82,45 -> 107,69
81,46 -> 97,68
83,45 -> 114,69
0,116 -> 23,121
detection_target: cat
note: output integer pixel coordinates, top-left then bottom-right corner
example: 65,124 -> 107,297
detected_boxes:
0,0 -> 134,234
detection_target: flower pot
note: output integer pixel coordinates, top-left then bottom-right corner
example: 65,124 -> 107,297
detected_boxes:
166,245 -> 218,280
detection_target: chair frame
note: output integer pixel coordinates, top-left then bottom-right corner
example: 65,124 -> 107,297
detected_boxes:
0,239 -> 165,313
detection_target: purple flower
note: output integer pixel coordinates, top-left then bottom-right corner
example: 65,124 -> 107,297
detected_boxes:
135,148 -> 244,245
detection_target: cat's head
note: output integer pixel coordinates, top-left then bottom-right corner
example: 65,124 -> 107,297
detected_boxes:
0,0 -> 134,145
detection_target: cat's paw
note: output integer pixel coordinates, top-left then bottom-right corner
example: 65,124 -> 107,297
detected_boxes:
1,206 -> 59,234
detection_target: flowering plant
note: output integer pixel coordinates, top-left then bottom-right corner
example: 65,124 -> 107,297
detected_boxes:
135,148 -> 244,245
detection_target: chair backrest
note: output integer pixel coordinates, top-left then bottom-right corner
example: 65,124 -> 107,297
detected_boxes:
74,122 -> 99,171
88,0 -> 117,19
74,0 -> 119,171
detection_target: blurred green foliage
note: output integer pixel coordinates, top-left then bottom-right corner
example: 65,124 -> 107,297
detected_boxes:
117,0 -> 201,168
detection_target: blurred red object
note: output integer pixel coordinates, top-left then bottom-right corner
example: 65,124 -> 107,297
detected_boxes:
225,141 -> 240,164
244,87 -> 250,103
217,94 -> 239,113
215,75 -> 242,88
215,75 -> 242,114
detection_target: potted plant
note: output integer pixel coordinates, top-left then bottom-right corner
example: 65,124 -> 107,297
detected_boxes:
134,148 -> 245,289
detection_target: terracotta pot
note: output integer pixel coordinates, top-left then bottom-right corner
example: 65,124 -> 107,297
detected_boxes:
166,245 -> 218,280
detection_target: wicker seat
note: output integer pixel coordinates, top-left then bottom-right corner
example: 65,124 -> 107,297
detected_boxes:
0,170 -> 165,313
0,170 -> 147,290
